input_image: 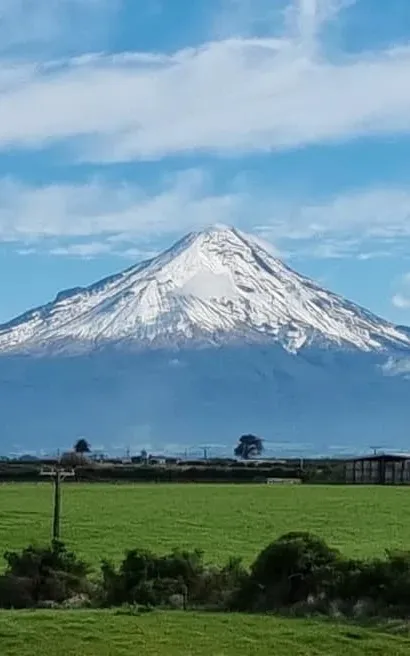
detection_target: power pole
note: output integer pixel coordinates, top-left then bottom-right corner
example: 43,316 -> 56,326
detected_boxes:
40,465 -> 75,543
200,446 -> 210,461
53,469 -> 61,541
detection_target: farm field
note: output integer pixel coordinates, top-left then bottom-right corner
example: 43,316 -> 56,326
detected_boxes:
0,483 -> 409,565
1,610 -> 410,656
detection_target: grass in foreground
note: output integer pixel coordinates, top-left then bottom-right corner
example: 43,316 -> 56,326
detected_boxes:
0,483 -> 409,566
0,611 -> 409,656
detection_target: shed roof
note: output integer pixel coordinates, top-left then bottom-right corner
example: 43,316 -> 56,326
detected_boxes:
348,454 -> 410,463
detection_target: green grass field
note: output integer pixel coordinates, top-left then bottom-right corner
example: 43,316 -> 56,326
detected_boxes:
1,611 -> 410,656
2,483 -> 410,654
0,483 -> 409,566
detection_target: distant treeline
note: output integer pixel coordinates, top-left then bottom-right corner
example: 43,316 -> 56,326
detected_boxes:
76,465 -> 304,484
0,460 -> 345,484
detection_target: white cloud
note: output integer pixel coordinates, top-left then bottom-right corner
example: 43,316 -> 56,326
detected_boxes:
0,171 -> 243,247
288,0 -> 356,49
392,294 -> 410,310
214,0 -> 354,45
382,356 -> 410,376
245,234 -> 281,257
0,2 -> 408,159
258,187 -> 410,242
1,171 -> 410,260
357,251 -> 392,261
290,238 -> 360,259
392,274 -> 410,310
46,241 -> 159,260
48,242 -> 113,258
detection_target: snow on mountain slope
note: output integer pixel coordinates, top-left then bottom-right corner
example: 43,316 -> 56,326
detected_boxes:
0,225 -> 409,354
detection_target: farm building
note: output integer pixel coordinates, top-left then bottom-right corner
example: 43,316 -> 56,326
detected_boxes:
345,454 -> 410,485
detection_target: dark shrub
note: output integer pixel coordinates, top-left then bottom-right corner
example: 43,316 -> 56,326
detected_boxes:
156,549 -> 204,593
2,541 -> 90,607
5,540 -> 89,580
333,550 -> 410,614
100,548 -> 157,606
101,548 -> 204,607
192,556 -> 248,610
120,548 -> 157,587
383,550 -> 410,608
0,575 -> 34,609
100,547 -> 245,609
148,577 -> 186,606
243,532 -> 342,610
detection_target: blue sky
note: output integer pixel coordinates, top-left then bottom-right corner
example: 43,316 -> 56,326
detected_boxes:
0,0 -> 410,324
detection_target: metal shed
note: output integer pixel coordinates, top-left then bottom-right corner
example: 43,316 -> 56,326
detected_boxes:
345,454 -> 410,485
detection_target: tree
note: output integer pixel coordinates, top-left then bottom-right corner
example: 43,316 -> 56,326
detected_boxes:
234,434 -> 263,460
73,439 -> 91,456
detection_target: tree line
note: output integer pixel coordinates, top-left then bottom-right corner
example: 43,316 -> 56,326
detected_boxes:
0,462 -> 343,485
56,434 -> 264,462
72,435 -> 264,461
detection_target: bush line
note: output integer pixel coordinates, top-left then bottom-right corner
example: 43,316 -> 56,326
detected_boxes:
2,532 -> 410,619
0,462 -> 345,484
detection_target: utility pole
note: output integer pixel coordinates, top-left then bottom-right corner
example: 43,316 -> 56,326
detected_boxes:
40,464 -> 75,542
199,446 -> 210,460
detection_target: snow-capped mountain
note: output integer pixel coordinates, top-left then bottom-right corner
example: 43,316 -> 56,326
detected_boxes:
0,226 -> 409,355
0,226 -> 409,455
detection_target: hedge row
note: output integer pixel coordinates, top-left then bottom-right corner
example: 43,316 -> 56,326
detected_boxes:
0,464 -> 304,483
75,465 -> 303,483
3,532 -> 410,620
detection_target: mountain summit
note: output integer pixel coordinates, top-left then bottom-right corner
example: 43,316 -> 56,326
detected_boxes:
0,226 -> 408,354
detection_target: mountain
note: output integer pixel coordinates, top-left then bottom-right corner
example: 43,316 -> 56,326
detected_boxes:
0,225 -> 409,455
1,226 -> 409,354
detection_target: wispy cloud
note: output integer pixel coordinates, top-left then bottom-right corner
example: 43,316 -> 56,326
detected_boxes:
0,171 -> 242,251
0,1 -> 409,160
392,274 -> 410,310
214,0 -> 354,45
258,187 -> 410,242
0,0 -> 121,55
292,0 -> 356,43
46,242 -> 159,260
392,294 -> 410,310
1,171 -> 410,260
48,242 -> 113,258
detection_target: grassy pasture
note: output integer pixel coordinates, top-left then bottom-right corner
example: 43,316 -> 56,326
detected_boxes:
0,483 -> 408,566
1,611 -> 410,656
1,482 -> 410,655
